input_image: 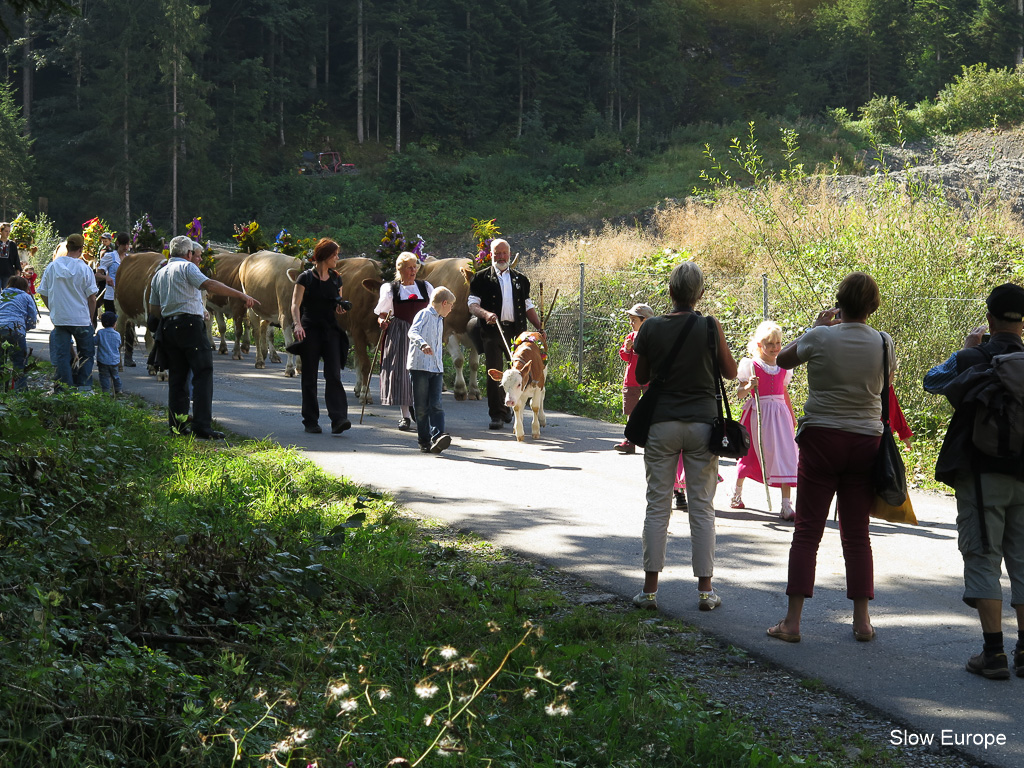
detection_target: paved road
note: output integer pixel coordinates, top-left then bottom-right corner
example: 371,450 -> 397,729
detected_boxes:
25,315 -> 1023,768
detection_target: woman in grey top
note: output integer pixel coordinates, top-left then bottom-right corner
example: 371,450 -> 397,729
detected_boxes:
767,271 -> 893,644
631,261 -> 738,612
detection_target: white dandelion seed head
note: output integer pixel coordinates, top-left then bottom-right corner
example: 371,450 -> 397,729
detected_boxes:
544,702 -> 572,717
562,681 -> 578,692
328,682 -> 350,698
338,698 -> 358,713
439,645 -> 459,660
523,688 -> 537,700
291,728 -> 313,745
415,682 -> 440,699
376,688 -> 393,700
423,714 -> 434,726
534,667 -> 548,679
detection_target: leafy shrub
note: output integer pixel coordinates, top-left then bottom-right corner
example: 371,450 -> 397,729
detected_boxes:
924,63 -> 1024,133
858,95 -> 924,145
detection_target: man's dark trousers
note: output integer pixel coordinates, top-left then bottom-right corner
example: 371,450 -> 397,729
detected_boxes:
162,314 -> 213,432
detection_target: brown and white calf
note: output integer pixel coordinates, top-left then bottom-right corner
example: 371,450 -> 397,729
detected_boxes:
487,333 -> 547,441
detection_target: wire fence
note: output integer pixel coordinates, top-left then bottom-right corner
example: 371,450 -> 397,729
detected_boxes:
535,261 -> 986,427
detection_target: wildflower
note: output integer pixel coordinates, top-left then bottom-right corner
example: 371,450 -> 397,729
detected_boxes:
338,698 -> 358,713
292,728 -> 314,746
544,702 -> 572,717
562,681 -> 578,692
439,645 -> 459,660
327,682 -> 350,700
376,688 -> 393,700
535,667 -> 549,680
423,714 -> 433,726
415,682 -> 440,699
523,688 -> 537,700
487,621 -> 502,633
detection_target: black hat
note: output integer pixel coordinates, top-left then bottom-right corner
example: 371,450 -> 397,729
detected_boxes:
285,337 -> 306,356
100,311 -> 118,327
986,283 -> 1024,322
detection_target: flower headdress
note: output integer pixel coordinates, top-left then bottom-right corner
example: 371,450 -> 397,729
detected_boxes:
131,213 -> 163,253
470,218 -> 501,272
233,220 -> 269,254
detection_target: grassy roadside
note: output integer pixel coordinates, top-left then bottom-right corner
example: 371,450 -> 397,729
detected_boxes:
0,389 -> 835,768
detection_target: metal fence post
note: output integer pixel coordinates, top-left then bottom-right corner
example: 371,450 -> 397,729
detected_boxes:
762,273 -> 769,320
578,263 -> 585,384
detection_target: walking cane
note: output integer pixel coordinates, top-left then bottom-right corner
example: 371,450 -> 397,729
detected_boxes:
752,386 -> 772,514
360,312 -> 391,424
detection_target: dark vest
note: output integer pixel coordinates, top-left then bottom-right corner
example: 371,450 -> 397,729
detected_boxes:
470,268 -> 530,336
390,279 -> 429,324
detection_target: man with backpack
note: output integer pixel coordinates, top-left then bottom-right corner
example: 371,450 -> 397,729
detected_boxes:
925,283 -> 1024,680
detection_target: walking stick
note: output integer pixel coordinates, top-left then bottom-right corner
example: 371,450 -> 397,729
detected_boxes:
752,386 -> 772,514
360,312 -> 391,424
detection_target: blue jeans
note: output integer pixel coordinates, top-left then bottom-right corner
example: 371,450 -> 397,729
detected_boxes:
0,326 -> 28,390
411,369 -> 445,448
50,325 -> 95,389
98,363 -> 122,394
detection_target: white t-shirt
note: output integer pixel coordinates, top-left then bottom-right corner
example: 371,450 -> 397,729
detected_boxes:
38,256 -> 97,326
795,323 -> 894,437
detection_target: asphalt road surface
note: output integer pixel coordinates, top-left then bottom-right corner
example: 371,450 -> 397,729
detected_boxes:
25,312 -> 1023,768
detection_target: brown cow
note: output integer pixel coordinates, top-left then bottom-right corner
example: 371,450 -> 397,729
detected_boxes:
334,257 -> 383,404
238,250 -> 302,375
112,251 -> 165,376
206,251 -> 252,358
487,332 -> 547,441
361,256 -> 479,401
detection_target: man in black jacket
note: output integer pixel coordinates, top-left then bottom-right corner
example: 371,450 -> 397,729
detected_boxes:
925,283 -> 1024,680
467,239 -> 545,429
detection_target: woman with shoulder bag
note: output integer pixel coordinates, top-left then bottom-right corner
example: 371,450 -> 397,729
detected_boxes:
631,261 -> 738,612
290,238 -> 352,435
766,272 -> 893,644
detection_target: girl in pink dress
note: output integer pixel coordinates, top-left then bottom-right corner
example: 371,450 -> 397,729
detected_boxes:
732,321 -> 799,520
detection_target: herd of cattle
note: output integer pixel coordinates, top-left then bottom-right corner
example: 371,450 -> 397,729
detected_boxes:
110,249 -> 487,406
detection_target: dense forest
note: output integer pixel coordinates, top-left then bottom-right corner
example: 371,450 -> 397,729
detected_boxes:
1,0 -> 1021,240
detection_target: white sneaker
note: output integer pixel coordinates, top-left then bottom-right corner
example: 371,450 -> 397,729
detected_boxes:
779,499 -> 795,521
632,591 -> 658,610
698,590 -> 722,611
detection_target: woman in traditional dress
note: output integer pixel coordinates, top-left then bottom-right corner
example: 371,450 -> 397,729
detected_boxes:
374,252 -> 434,431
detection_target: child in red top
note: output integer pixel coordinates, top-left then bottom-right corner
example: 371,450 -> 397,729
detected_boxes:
23,264 -> 36,296
614,303 -> 656,454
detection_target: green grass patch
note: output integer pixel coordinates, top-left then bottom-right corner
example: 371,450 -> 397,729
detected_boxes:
1,390 -> 820,767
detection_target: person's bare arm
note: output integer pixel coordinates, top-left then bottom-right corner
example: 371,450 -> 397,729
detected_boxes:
715,318 -> 738,379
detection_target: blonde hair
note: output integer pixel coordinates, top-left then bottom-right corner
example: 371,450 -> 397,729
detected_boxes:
396,252 -> 419,271
747,320 -> 783,357
431,285 -> 455,306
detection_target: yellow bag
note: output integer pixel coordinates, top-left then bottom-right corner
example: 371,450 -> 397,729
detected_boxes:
870,493 -> 918,525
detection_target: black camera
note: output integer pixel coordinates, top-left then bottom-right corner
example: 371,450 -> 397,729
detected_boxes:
335,298 -> 352,311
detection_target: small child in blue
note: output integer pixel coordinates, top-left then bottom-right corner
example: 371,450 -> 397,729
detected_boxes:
407,286 -> 456,454
95,311 -> 123,394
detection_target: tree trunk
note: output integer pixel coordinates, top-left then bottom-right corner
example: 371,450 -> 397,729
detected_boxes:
279,37 -> 286,145
21,15 -> 31,133
466,10 -> 471,75
172,54 -> 178,235
324,1 -> 330,86
123,49 -> 130,228
1017,0 -> 1022,66
356,0 -> 364,143
608,0 -> 617,128
517,47 -> 523,139
376,45 -> 380,143
395,36 -> 402,153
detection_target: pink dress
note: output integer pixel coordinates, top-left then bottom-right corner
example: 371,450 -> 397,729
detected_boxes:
736,358 -> 798,487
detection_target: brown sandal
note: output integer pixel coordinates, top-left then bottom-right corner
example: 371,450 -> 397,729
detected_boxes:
766,621 -> 800,643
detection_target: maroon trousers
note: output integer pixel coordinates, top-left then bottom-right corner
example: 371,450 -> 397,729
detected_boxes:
787,426 -> 881,600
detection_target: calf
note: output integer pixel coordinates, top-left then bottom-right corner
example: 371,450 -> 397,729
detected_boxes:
487,332 -> 547,441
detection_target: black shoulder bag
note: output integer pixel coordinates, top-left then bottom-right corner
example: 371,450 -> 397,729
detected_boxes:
623,313 -> 698,448
707,317 -> 751,459
872,336 -> 909,507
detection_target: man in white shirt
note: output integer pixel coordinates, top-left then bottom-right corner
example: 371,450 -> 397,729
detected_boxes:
467,239 -> 545,429
38,233 -> 98,390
